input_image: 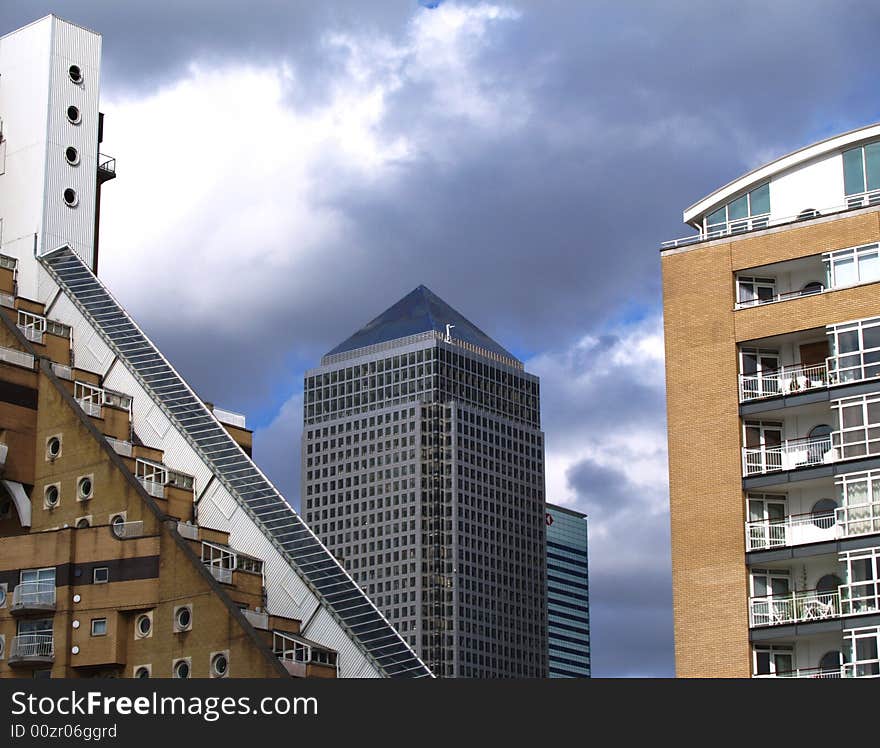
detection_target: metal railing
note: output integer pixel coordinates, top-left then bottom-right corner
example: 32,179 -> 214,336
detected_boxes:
754,666 -> 843,679
743,435 -> 834,476
16,310 -> 45,344
176,521 -> 199,540
735,285 -> 824,310
9,634 -> 54,660
749,589 -> 840,627
98,154 -> 116,175
213,407 -> 246,429
207,565 -> 233,584
51,363 -> 72,380
662,197 -> 880,249
0,346 -> 34,370
104,436 -> 133,457
745,510 -> 837,551
11,582 -> 56,610
241,609 -> 269,630
739,362 -> 828,402
112,520 -> 144,539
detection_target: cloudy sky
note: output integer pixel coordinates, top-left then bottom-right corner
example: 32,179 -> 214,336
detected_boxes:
5,0 -> 880,677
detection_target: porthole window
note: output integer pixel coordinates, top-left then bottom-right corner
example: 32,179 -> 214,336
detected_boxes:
66,105 -> 81,124
174,605 -> 192,632
0,584 -> 6,608
811,498 -> 838,528
77,476 -> 93,501
134,666 -> 150,679
68,65 -> 83,84
0,635 -> 5,659
45,484 -> 60,508
211,652 -> 228,677
65,146 -> 80,165
75,517 -> 91,529
136,614 -> 152,638
47,436 -> 62,460
173,659 -> 190,679
63,188 -> 78,207
111,514 -> 126,538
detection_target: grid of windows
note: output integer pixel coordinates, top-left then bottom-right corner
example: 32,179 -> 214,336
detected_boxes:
303,338 -> 547,678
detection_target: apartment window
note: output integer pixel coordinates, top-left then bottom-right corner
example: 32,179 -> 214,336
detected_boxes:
90,618 -> 107,636
836,471 -> 880,537
833,394 -> 880,459
737,276 -> 776,306
706,183 -> 770,234
844,627 -> 880,677
828,317 -> 880,384
843,143 -> 880,196
92,567 -> 109,584
825,244 -> 880,288
753,644 -> 793,676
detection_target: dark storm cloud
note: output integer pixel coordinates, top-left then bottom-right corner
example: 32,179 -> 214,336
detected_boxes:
6,1 -> 880,677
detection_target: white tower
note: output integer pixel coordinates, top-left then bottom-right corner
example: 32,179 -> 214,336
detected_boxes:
0,15 -> 103,301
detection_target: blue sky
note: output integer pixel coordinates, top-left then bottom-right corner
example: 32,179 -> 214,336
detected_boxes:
4,0 -> 879,677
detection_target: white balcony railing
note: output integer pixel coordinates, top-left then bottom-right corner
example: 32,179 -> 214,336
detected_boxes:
0,346 -> 35,370
743,435 -> 835,476
241,609 -> 269,630
207,565 -> 233,584
11,582 -> 56,610
745,510 -> 836,551
749,589 -> 840,627
105,436 -> 133,457
735,286 -> 825,310
9,634 -> 54,661
839,581 -> 880,617
754,666 -> 844,679
739,363 -> 829,402
747,502 -> 880,551
112,520 -> 144,539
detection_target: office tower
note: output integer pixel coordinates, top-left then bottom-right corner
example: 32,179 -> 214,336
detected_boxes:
302,285 -> 548,677
662,123 -> 880,678
0,15 -> 430,678
545,503 -> 590,677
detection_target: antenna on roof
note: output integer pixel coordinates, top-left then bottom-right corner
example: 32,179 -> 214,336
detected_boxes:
445,324 -> 455,343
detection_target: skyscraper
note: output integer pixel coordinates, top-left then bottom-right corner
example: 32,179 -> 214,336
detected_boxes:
0,14 -> 430,679
546,503 -> 590,677
302,285 -> 548,677
663,123 -> 880,678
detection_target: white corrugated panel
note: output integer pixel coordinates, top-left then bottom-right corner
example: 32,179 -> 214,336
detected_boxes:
304,606 -> 376,678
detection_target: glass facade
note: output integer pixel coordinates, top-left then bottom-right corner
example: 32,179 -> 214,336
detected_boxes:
302,287 -> 548,678
546,503 -> 590,678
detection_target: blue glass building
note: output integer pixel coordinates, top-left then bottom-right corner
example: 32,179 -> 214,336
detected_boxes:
546,503 -> 590,677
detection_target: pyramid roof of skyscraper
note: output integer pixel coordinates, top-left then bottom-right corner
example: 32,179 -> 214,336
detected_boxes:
326,285 -> 518,362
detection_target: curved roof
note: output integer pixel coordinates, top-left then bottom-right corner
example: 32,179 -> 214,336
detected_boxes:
683,122 -> 880,225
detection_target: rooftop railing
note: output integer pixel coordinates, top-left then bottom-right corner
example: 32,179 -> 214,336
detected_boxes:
743,434 -> 834,476
662,196 -> 880,250
98,154 -> 116,176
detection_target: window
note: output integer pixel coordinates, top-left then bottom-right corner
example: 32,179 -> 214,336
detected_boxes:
827,317 -> 880,384
824,244 -> 880,289
63,188 -> 78,207
737,276 -> 776,307
843,627 -> 880,677
843,143 -> 880,196
66,105 -> 81,124
833,394 -> 880,459
135,614 -> 152,639
90,618 -> 107,636
134,665 -> 150,679
753,644 -> 793,676
92,567 -> 109,584
44,484 -> 60,509
706,183 -> 770,235
65,146 -> 79,165
46,435 -> 61,460
75,517 -> 91,529
110,514 -> 126,538
210,652 -> 229,678
77,476 -> 93,501
68,65 -> 83,84
173,658 -> 191,679
174,605 -> 192,632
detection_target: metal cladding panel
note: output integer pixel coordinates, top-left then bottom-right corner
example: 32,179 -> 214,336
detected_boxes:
304,606 -> 377,678
41,247 -> 432,679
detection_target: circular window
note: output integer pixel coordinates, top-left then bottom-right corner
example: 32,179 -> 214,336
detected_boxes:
45,485 -> 60,508
176,607 -> 191,630
111,515 -> 126,538
819,650 -> 841,673
0,587 -> 6,607
47,436 -> 61,459
174,660 -> 190,679
63,188 -> 78,207
797,208 -> 820,221
65,146 -> 80,165
802,281 -> 824,296
75,517 -> 90,529
78,477 -> 93,500
211,653 -> 228,677
68,65 -> 83,84
136,615 -> 152,637
811,498 -> 838,528
0,637 -> 4,658
817,573 -> 842,594
134,666 -> 150,679
67,105 -> 81,124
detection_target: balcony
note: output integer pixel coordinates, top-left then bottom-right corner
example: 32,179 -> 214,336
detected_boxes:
207,565 -> 233,584
746,502 -> 880,551
8,634 -> 54,666
743,434 -> 835,476
754,666 -> 844,679
740,362 -> 829,402
75,381 -> 133,420
272,630 -> 337,678
11,582 -> 56,615
97,154 -> 116,183
749,589 -> 840,627
135,458 -> 194,499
